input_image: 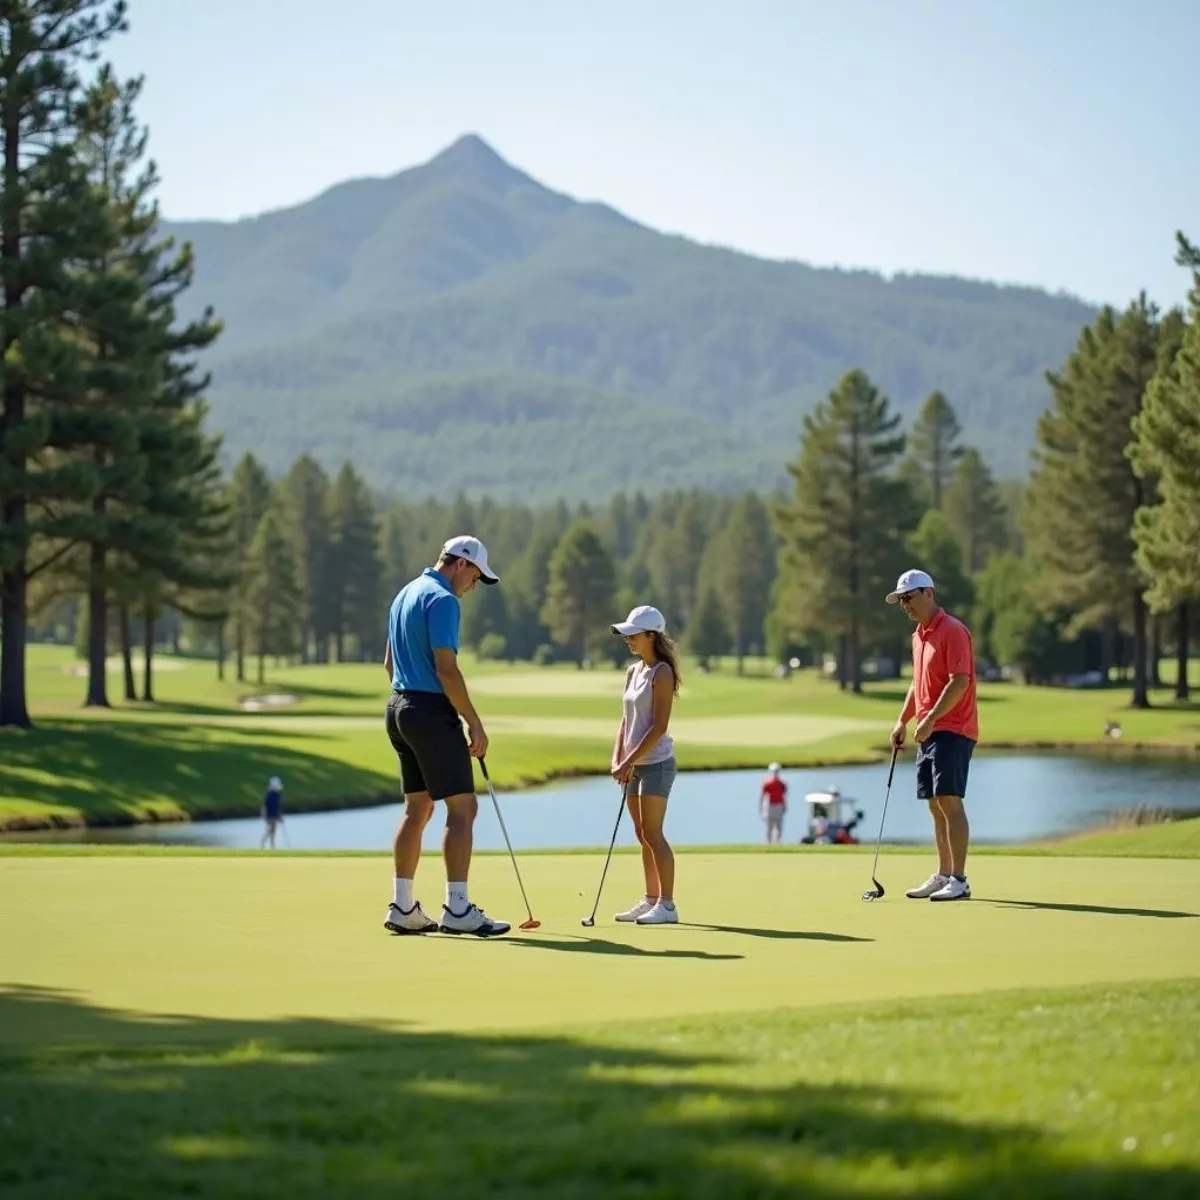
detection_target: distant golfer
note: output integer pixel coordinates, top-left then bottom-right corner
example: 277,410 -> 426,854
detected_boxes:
381,535 -> 510,937
260,776 -> 284,849
609,605 -> 682,925
760,762 -> 787,844
887,568 -> 979,902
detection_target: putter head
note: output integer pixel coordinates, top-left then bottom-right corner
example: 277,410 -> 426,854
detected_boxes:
861,879 -> 885,902
580,917 -> 595,927
519,919 -> 541,930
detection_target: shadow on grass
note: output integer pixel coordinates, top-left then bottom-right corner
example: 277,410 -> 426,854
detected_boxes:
0,720 -> 397,830
983,899 -> 1199,920
0,983 -> 1195,1199
498,934 -> 744,961
683,923 -> 873,943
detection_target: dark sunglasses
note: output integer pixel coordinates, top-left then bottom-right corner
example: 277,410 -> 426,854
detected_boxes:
898,589 -> 924,603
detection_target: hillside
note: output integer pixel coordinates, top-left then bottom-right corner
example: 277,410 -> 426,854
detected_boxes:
164,134 -> 1097,500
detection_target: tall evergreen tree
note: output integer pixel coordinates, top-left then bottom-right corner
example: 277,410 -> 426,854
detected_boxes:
908,509 -> 973,617
326,462 -> 381,661
1025,297 -> 1162,708
541,520 -> 617,667
901,390 -> 964,509
1129,242 -> 1200,700
244,507 -> 300,683
0,0 -> 128,727
278,455 -> 330,663
942,447 -> 1008,573
227,454 -> 272,682
776,369 -> 912,692
712,492 -> 775,673
687,582 -> 731,665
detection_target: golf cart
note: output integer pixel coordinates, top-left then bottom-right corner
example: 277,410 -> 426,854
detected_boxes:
800,788 -> 864,845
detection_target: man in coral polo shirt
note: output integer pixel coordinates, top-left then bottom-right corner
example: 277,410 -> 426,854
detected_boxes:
887,569 -> 979,902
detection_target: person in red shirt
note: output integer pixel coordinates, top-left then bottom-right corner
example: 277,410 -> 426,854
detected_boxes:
760,762 -> 787,843
887,568 -> 979,902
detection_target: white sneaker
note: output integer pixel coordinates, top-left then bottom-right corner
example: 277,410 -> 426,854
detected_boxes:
383,901 -> 438,935
438,903 -> 511,937
930,877 -> 971,902
906,873 -> 950,899
615,898 -> 656,922
635,900 -> 679,925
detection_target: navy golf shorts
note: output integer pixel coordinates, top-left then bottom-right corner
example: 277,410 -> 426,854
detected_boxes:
915,730 -> 975,801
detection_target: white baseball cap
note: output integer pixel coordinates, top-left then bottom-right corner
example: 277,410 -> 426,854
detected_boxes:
269,776 -> 282,790
442,535 -> 499,584
886,568 -> 936,604
611,604 -> 666,636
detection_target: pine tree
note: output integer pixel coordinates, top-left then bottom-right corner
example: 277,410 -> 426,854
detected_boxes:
908,509 -> 973,617
686,584 -> 731,666
278,455 -> 330,663
1025,297 -> 1162,708
244,508 -> 301,684
541,520 -> 617,667
0,1 -> 128,727
326,463 -> 381,661
942,448 -> 1008,573
775,369 -> 913,692
227,454 -> 272,681
712,492 -> 775,673
901,391 -> 964,509
1129,242 -> 1200,700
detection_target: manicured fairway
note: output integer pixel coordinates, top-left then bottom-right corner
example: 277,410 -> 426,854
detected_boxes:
2,849 -> 1197,1197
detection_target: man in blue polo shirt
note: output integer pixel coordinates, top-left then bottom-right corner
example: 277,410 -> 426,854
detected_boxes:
381,535 -> 510,937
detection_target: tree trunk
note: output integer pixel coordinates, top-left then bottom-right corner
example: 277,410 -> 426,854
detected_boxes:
299,620 -> 310,665
848,621 -> 862,695
236,616 -> 245,683
216,623 -> 226,682
1176,602 -> 1190,702
171,624 -> 181,656
84,538 -> 110,708
119,605 -> 136,701
0,565 -> 31,728
335,628 -> 344,664
1150,613 -> 1163,688
1130,591 -> 1150,710
142,605 -> 156,703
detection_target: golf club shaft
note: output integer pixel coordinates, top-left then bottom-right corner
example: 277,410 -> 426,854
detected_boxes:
869,747 -> 899,878
587,779 -> 629,922
480,759 -> 535,924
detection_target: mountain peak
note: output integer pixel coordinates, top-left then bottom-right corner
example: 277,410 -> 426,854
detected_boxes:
427,134 -> 521,185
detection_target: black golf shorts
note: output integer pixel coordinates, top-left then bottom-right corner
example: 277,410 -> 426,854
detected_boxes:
915,730 -> 975,801
385,690 -> 475,801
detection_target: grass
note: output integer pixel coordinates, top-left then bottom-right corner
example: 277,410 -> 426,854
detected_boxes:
2,644 -> 1199,831
1,850 -> 1197,1196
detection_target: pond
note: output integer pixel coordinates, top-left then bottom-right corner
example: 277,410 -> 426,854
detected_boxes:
10,752 -> 1200,851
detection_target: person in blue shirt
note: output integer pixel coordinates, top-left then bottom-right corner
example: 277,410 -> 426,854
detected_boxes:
261,776 -> 284,849
381,535 -> 511,938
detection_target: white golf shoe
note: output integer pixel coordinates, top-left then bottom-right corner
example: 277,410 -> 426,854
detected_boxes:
383,901 -> 438,935
635,900 -> 679,925
905,873 -> 949,899
615,897 -> 656,922
929,876 -> 971,902
439,903 -> 511,937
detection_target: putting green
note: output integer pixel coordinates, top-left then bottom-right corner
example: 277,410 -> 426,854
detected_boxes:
2,852 -> 1196,1044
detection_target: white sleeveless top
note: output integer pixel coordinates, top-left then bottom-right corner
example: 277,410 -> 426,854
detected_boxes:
622,660 -> 675,765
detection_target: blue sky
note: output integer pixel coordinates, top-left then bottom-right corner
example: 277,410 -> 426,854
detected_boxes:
107,0 -> 1196,308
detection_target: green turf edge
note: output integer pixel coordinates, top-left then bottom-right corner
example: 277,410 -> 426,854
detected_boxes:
2,816 -> 1198,858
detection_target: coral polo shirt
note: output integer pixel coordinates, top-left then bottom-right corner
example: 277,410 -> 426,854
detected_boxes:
912,608 -> 979,742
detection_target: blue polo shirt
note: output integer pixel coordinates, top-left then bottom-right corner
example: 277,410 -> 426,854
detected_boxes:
389,568 -> 461,693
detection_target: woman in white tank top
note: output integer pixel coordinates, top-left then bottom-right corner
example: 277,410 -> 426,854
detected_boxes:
608,604 -> 682,925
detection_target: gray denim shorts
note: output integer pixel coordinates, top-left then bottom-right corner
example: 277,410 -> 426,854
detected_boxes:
629,757 -> 677,799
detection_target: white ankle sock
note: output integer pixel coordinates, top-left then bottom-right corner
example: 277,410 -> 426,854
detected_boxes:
393,878 -> 414,910
447,882 -> 469,912
659,899 -> 676,910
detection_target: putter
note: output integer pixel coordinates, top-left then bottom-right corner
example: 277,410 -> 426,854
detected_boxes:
280,819 -> 291,849
862,746 -> 899,902
582,779 -> 630,927
480,758 -> 540,930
